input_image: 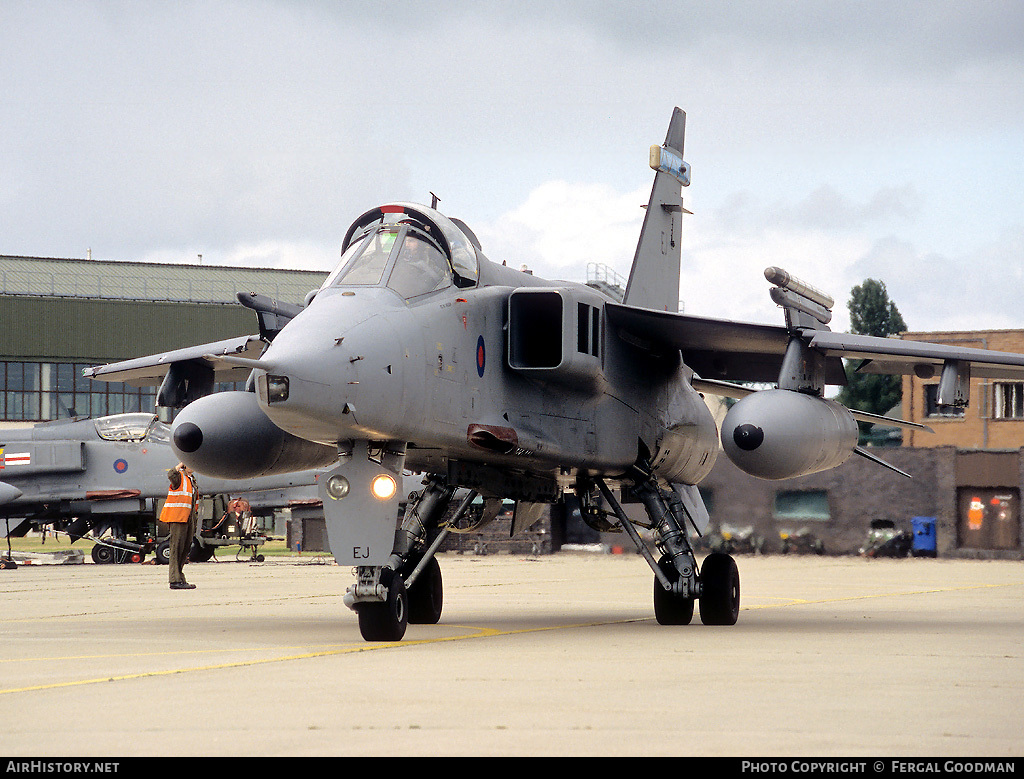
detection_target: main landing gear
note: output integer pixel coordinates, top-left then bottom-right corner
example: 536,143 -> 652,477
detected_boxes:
594,471 -> 740,626
348,468 -> 738,642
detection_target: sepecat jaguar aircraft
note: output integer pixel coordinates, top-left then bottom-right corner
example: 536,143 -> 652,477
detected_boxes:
86,108 -> 1024,641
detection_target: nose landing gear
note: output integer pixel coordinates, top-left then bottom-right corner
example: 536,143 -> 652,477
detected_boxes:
348,474 -> 477,641
353,566 -> 409,642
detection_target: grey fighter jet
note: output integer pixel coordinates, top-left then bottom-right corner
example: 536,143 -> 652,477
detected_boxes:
0,412 -> 322,564
86,108 -> 1024,641
0,413 -> 185,562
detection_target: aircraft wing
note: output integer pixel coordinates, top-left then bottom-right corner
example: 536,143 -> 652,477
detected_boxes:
806,331 -> 1024,380
84,335 -> 265,387
604,302 -> 846,384
606,302 -> 1024,383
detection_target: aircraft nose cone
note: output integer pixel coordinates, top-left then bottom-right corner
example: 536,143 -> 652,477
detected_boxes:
173,422 -> 204,453
733,423 -> 764,451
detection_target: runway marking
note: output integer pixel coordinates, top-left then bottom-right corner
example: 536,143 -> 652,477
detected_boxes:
0,619 -> 647,696
2,579 -> 1020,697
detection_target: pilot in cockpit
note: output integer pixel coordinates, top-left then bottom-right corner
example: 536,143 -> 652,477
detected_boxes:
387,228 -> 451,299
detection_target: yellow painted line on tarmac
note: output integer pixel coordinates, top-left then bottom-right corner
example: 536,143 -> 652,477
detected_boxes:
3,579 -> 1021,696
0,618 -> 647,696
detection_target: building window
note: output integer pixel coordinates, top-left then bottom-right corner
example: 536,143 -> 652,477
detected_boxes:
0,360 -> 248,423
773,490 -> 830,521
993,382 -> 1024,419
0,361 -> 158,422
923,384 -> 965,419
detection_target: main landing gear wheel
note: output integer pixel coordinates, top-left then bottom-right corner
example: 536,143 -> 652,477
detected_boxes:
653,555 -> 694,625
698,552 -> 740,626
355,568 -> 409,642
402,555 -> 443,625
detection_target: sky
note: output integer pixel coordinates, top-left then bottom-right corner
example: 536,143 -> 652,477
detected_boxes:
2,0 -> 1023,334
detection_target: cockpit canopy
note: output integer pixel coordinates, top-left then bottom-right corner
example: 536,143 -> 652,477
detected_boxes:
94,413 -> 170,443
321,203 -> 480,299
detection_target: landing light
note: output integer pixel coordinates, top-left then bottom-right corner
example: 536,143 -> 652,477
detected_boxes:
371,474 -> 397,501
325,475 -> 350,500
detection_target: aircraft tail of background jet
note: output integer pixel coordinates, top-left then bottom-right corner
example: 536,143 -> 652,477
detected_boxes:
622,107 -> 689,313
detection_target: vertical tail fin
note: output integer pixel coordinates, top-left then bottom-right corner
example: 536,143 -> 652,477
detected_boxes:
622,108 -> 689,313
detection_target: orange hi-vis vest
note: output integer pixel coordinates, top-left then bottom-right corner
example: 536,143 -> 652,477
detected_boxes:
160,474 -> 195,524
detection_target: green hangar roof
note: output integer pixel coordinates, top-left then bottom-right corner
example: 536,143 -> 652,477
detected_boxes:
0,255 -> 327,305
0,256 -> 329,363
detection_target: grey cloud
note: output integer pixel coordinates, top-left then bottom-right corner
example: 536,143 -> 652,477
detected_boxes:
1,0 -> 1021,329
709,184 -> 922,236
848,227 -> 1024,331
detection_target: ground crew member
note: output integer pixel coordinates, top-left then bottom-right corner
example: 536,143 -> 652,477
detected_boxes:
160,463 -> 198,590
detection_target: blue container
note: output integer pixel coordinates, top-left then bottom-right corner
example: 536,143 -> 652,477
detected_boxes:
911,516 -> 937,557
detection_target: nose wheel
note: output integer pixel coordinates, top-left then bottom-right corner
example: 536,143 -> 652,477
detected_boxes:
354,567 -> 409,642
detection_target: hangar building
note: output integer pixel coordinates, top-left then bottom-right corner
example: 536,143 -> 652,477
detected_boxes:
0,255 -> 326,427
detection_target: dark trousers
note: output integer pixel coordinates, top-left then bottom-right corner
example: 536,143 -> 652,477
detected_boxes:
167,519 -> 195,585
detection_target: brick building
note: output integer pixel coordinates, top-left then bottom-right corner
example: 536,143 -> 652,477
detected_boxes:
697,445 -> 1021,560
696,329 -> 1024,560
900,329 -> 1024,449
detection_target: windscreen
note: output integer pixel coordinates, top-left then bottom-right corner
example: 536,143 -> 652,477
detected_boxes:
386,232 -> 452,299
322,225 -> 453,299
147,421 -> 171,443
322,229 -> 400,289
339,204 -> 480,287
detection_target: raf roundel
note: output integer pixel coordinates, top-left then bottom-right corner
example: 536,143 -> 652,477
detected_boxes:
114,458 -> 128,474
476,335 -> 486,378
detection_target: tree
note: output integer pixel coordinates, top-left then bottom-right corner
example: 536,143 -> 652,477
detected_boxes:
847,278 -> 907,339
836,279 -> 907,444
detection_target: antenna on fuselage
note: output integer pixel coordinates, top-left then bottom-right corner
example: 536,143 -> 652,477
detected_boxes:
430,192 -> 440,209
